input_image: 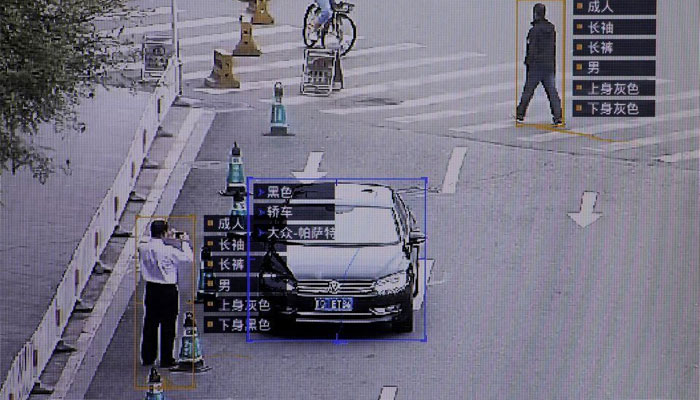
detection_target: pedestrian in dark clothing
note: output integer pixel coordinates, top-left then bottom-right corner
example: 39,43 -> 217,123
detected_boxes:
139,219 -> 192,368
516,3 -> 563,126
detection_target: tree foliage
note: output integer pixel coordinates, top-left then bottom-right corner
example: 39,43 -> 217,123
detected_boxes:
0,0 -> 133,183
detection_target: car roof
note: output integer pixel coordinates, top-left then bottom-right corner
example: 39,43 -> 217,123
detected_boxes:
334,183 -> 393,207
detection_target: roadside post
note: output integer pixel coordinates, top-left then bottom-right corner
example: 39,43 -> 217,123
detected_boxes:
268,82 -> 291,136
170,312 -> 211,373
233,15 -> 262,56
218,143 -> 247,215
144,368 -> 165,400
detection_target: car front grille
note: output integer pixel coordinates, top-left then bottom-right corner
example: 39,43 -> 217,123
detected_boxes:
297,279 -> 375,295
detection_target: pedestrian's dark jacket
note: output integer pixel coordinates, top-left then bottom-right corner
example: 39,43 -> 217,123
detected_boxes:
525,17 -> 556,68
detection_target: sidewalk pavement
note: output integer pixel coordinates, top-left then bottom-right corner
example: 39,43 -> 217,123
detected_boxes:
0,86 -> 151,387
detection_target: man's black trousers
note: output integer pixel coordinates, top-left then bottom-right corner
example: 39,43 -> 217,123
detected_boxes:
141,282 -> 179,365
517,65 -> 562,121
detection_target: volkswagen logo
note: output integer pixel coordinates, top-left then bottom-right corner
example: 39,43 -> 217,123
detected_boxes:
327,280 -> 341,294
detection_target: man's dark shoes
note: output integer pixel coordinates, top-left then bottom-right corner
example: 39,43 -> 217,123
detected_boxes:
159,359 -> 177,368
515,115 -> 525,123
552,119 -> 565,127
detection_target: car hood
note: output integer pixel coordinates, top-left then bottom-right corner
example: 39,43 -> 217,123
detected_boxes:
283,244 -> 408,280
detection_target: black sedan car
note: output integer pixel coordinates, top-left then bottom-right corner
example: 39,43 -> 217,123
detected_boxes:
258,183 -> 425,333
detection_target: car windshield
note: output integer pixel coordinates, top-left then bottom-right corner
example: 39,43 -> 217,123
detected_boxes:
295,205 -> 400,245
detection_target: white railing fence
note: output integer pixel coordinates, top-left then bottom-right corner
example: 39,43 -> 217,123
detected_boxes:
0,58 -> 179,400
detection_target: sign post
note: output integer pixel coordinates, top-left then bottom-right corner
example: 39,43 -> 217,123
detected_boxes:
141,34 -> 174,82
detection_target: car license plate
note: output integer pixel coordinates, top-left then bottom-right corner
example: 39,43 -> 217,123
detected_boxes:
314,297 -> 353,312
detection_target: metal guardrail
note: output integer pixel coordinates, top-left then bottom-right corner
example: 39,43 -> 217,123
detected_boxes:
0,58 -> 180,400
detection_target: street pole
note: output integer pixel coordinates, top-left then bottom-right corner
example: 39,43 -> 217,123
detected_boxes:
171,0 -> 182,95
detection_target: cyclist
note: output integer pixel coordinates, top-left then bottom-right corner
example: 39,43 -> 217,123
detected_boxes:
309,0 -> 336,41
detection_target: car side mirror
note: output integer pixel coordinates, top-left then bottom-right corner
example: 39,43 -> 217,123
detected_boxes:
408,230 -> 426,244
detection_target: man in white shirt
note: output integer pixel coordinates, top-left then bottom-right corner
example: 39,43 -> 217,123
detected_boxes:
139,219 -> 193,367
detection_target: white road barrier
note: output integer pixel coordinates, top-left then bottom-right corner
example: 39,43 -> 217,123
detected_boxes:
50,108 -> 215,399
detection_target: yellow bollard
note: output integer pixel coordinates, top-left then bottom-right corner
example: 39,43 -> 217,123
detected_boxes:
233,16 -> 262,56
251,0 -> 274,25
204,49 -> 241,89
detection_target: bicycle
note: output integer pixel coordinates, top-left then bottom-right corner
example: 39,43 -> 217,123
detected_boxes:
303,1 -> 357,56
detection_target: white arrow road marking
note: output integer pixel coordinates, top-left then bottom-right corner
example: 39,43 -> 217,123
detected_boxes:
292,152 -> 327,183
441,147 -> 467,194
568,191 -> 602,228
379,386 -> 398,400
413,259 -> 435,311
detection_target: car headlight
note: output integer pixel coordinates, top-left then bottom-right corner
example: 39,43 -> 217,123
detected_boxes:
374,271 -> 408,295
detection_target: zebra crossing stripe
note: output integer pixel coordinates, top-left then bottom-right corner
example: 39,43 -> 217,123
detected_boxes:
592,128 -> 698,152
104,16 -> 238,36
182,38 -> 378,66
655,150 -> 700,163
117,24 -> 299,53
94,6 -> 180,21
387,110 -> 466,123
182,41 -> 419,80
344,51 -> 483,76
449,121 -> 513,134
385,80 -> 673,126
181,42 -> 304,65
197,53 -> 500,94
180,24 -> 298,46
448,102 -> 559,134
321,82 -> 510,115
519,91 -> 700,143
386,100 -> 513,124
258,62 -> 514,105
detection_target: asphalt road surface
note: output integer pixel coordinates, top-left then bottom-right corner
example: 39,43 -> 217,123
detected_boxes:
83,0 -> 698,398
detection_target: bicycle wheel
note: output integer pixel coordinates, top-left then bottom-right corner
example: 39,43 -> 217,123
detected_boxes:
321,14 -> 356,56
303,3 -> 322,47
